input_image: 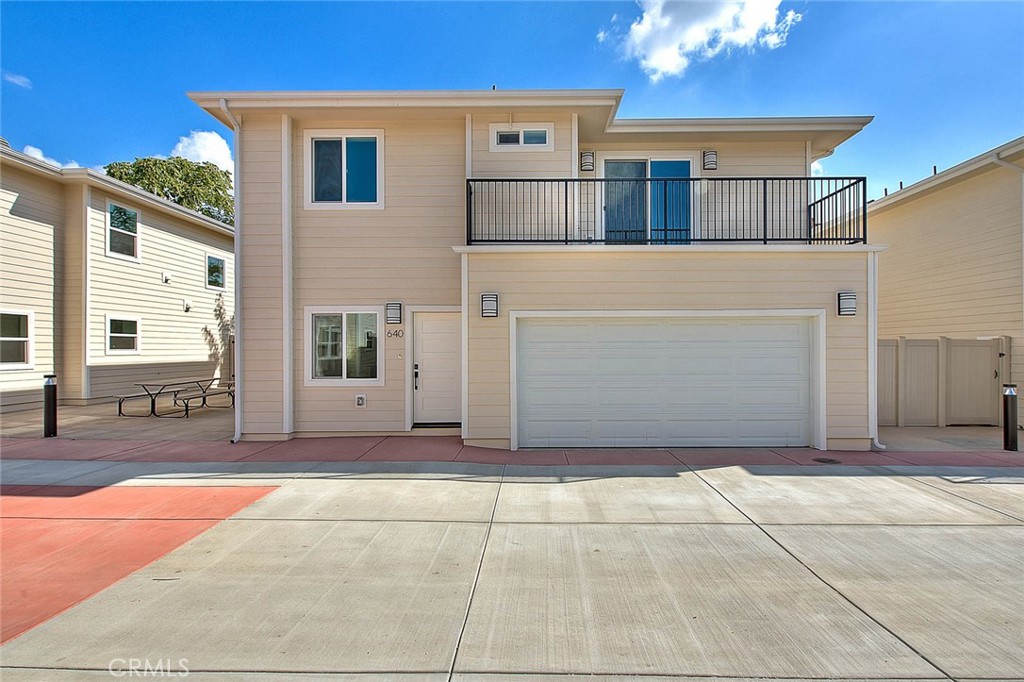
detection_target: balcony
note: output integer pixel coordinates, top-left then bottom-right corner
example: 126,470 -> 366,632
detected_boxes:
466,177 -> 867,245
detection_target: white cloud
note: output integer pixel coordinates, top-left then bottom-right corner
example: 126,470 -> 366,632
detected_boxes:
22,145 -> 80,169
2,70 -> 32,89
171,131 -> 233,176
622,0 -> 802,82
811,160 -> 825,177
597,29 -> 609,43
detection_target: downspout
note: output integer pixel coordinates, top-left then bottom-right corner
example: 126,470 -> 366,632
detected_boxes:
992,155 -> 1024,404
220,98 -> 244,444
868,250 -> 885,450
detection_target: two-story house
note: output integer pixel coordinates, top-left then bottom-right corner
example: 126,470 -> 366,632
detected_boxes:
1,142 -> 235,413
190,88 -> 879,450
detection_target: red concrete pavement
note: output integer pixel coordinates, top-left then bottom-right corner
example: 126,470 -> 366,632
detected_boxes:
0,485 -> 273,643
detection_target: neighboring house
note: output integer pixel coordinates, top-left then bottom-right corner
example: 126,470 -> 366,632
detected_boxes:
870,137 -> 1024,428
191,88 -> 880,450
0,143 -> 235,413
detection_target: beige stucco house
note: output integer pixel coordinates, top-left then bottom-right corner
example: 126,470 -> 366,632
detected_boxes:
870,137 -> 1024,427
191,88 -> 881,450
0,143 -> 235,412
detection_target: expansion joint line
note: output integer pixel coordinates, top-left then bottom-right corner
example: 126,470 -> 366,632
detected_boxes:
686,465 -> 957,682
447,463 -> 506,681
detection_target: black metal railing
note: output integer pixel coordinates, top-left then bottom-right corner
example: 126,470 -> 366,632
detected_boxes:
466,177 -> 867,245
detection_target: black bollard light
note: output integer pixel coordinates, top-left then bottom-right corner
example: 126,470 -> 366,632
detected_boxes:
1003,384 -> 1017,452
43,374 -> 58,438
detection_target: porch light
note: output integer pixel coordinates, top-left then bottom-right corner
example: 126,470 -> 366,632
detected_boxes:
385,302 -> 403,325
481,293 -> 499,318
702,150 -> 718,171
579,151 -> 595,173
837,291 -> 857,316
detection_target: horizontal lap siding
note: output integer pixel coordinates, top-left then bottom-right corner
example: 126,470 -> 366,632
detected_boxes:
0,166 -> 63,410
240,116 -> 285,433
583,141 -> 808,176
872,167 -> 1023,404
87,187 -> 234,398
88,360 -> 221,399
472,113 -> 574,178
289,117 -> 466,433
465,250 -> 870,445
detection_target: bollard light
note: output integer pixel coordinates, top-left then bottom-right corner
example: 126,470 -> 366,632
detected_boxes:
43,374 -> 57,438
1003,384 -> 1018,452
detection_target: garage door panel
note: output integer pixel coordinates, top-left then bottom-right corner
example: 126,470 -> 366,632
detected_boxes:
517,317 -> 813,448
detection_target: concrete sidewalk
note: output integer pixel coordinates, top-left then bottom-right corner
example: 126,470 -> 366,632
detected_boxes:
2,459 -> 1022,680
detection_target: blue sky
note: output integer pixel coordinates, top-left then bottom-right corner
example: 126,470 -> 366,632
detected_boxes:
2,1 -> 1022,199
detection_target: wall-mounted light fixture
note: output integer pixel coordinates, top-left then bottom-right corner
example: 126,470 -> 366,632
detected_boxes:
579,151 -> 595,173
385,301 -> 403,325
837,291 -> 857,316
702,150 -> 718,171
183,299 -> 192,313
481,293 -> 499,318
161,272 -> 171,284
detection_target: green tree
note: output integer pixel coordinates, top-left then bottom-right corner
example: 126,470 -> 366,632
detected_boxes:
104,156 -> 233,226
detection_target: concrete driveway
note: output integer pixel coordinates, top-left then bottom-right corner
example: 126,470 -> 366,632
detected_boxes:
1,458 -> 1022,681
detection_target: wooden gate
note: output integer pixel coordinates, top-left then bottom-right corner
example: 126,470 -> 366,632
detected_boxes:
877,336 -> 1008,427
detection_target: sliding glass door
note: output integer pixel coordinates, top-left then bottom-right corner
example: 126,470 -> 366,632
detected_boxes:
604,159 -> 692,244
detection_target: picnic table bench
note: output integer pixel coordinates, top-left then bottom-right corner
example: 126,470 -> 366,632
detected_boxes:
116,378 -> 232,418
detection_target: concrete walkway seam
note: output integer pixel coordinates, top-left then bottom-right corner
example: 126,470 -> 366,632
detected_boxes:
446,463 -> 507,682
684,465 -> 957,682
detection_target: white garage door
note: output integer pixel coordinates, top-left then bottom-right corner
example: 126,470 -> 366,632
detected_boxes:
517,316 -> 813,448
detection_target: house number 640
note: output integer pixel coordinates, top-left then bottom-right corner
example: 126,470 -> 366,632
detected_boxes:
386,329 -> 404,339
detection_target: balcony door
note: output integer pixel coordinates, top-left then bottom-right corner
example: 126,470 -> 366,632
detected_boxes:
605,160 -> 647,244
604,159 -> 692,244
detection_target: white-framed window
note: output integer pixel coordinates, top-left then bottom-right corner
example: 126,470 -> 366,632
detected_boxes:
106,315 -> 141,355
303,129 -> 384,210
0,310 -> 33,369
304,306 -> 383,386
488,122 -> 554,152
206,254 -> 226,289
106,201 -> 140,261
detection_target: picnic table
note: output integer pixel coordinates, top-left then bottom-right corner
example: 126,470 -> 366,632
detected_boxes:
117,378 -> 220,418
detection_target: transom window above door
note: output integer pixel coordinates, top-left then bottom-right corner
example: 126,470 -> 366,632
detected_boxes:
304,129 -> 384,209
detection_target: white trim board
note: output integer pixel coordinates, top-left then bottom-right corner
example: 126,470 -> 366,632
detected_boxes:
507,309 -> 828,451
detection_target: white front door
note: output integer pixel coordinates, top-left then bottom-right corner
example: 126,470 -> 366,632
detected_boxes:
413,312 -> 462,425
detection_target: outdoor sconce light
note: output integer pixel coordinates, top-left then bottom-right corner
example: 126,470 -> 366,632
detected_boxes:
161,272 -> 171,284
481,293 -> 499,318
579,151 -> 595,173
183,299 -> 193,313
837,291 -> 857,316
385,301 -> 403,325
702,150 -> 718,171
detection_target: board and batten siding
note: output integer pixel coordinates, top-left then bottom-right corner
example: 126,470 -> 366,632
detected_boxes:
464,250 -> 872,450
84,187 -> 234,399
288,116 -> 466,435
0,165 -> 64,411
871,165 -> 1024,408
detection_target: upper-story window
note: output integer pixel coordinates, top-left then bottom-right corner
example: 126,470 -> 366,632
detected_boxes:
304,129 -> 384,209
107,202 -> 140,261
488,123 -> 554,152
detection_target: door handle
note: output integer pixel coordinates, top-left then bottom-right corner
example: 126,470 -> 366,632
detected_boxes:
414,364 -> 419,390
